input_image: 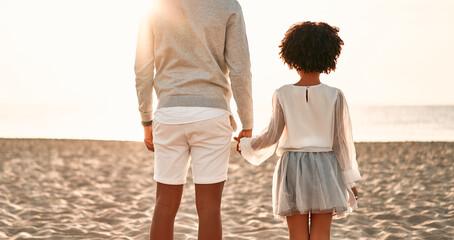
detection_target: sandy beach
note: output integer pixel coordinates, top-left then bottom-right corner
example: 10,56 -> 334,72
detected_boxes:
0,139 -> 453,239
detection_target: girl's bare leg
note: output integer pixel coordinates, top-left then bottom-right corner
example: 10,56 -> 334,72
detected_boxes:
286,214 -> 309,240
309,212 -> 332,240
149,182 -> 184,240
195,181 -> 225,240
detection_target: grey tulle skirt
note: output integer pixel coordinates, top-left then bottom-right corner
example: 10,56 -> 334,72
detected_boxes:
272,151 -> 354,219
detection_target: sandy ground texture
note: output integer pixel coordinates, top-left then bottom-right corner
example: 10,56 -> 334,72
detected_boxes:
0,139 -> 453,240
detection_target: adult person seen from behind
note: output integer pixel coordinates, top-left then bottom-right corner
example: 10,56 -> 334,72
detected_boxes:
134,0 -> 253,239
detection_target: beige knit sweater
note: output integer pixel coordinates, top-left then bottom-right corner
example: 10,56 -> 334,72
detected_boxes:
134,0 -> 253,129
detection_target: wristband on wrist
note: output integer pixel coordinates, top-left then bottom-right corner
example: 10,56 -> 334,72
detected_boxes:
141,120 -> 153,127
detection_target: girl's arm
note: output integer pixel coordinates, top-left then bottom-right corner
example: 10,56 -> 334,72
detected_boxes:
333,90 -> 362,187
239,91 -> 285,165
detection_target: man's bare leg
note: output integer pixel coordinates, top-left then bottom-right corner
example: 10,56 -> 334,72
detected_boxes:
149,182 -> 184,240
195,181 -> 225,240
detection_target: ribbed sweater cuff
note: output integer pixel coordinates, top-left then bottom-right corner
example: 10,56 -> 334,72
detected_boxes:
140,111 -> 153,122
241,121 -> 253,130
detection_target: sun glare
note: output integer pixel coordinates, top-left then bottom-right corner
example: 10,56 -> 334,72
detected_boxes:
134,0 -> 158,20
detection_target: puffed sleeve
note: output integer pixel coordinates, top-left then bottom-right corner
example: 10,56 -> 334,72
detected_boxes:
239,91 -> 285,165
332,90 -> 361,187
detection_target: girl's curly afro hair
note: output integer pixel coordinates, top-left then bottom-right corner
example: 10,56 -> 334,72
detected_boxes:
279,21 -> 344,74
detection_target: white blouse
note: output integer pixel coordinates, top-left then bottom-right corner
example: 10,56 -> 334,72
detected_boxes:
239,83 -> 361,186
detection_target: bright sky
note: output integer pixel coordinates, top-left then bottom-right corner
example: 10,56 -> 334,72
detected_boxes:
0,0 -> 453,140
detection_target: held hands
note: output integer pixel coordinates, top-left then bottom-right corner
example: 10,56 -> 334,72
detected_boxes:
143,125 -> 154,152
233,129 -> 253,153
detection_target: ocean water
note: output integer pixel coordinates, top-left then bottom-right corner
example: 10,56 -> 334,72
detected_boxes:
0,104 -> 453,142
350,105 -> 454,142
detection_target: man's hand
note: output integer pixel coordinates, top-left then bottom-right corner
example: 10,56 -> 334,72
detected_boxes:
233,129 -> 252,153
144,125 -> 154,152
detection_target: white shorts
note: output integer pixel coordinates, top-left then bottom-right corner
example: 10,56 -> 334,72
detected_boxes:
152,114 -> 233,185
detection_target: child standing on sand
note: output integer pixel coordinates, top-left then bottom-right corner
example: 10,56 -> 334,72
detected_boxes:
236,21 -> 361,240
